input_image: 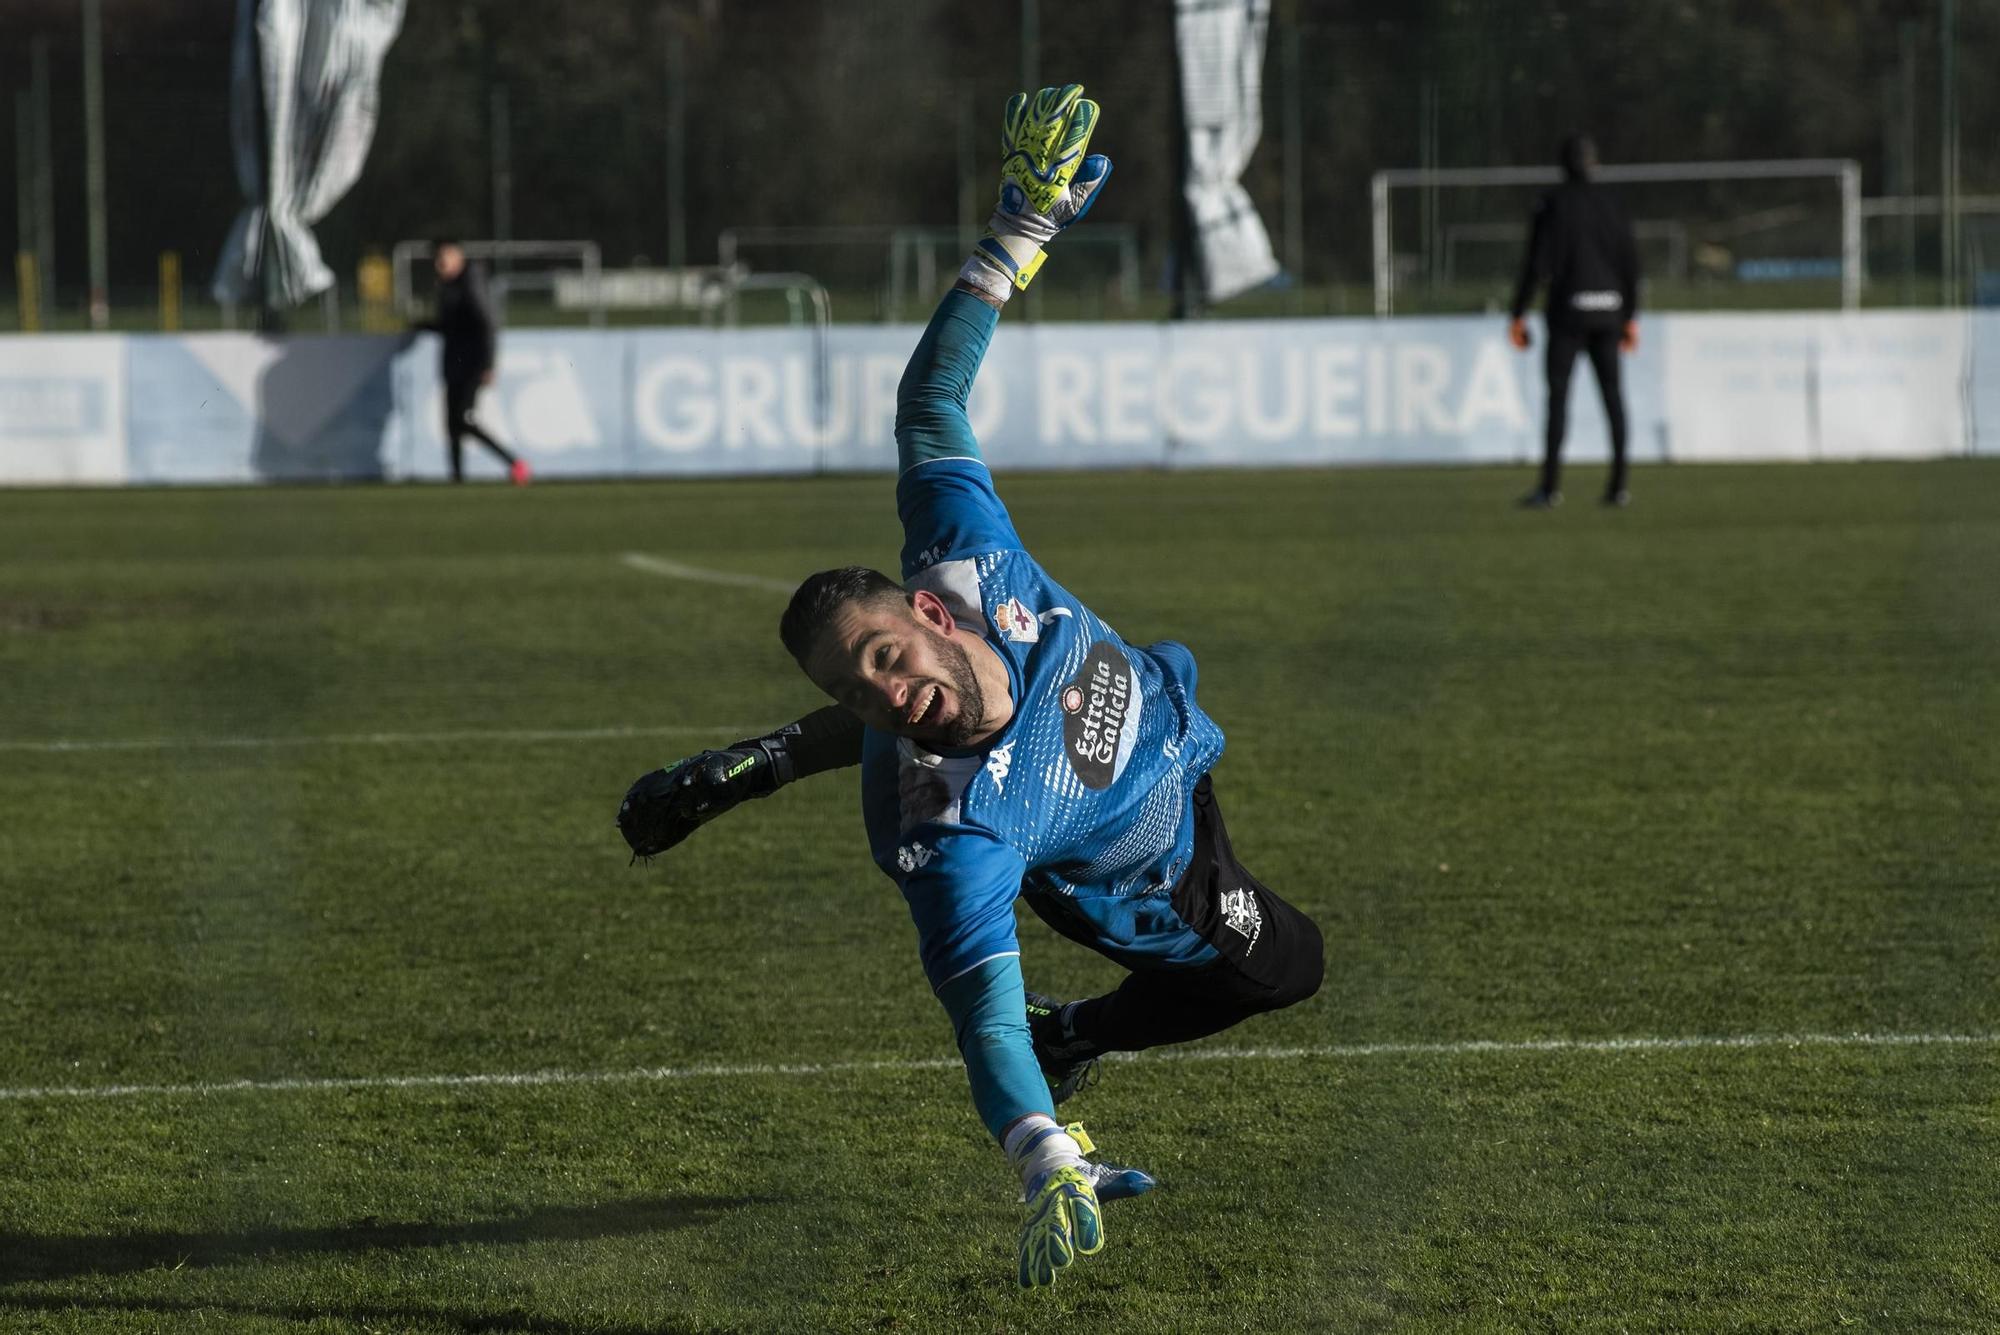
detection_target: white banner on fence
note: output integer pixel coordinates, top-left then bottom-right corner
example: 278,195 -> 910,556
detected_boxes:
213,0 -> 407,308
0,338 -> 127,485
1174,0 -> 1281,303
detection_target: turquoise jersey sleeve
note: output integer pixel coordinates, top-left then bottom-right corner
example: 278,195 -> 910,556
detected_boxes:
894,289 -> 1019,575
895,288 -> 998,472
937,954 -> 1057,1140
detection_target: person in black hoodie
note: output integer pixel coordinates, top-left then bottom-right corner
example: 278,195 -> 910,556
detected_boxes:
420,240 -> 529,485
1508,134 -> 1638,508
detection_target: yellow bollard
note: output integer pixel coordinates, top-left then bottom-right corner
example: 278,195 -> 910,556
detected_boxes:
15,252 -> 40,332
357,252 -> 394,332
159,250 -> 182,331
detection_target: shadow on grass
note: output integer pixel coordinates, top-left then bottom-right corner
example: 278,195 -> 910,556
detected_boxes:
0,1193 -> 765,1288
0,1291 -> 701,1334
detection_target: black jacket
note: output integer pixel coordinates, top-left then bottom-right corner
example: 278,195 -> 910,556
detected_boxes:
423,265 -> 498,379
1509,180 -> 1639,330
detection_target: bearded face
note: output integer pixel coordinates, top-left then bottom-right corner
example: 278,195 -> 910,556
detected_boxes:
806,594 -> 994,750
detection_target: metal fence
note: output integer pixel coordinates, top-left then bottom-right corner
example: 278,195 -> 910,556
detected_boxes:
5,2 -> 1998,330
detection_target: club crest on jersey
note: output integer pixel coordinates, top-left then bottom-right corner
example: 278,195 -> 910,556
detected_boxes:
1060,641 -> 1141,790
1219,886 -> 1263,951
992,596 -> 1041,643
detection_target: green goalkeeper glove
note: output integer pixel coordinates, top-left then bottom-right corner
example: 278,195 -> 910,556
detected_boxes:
962,83 -> 1113,300
1018,1163 -> 1104,1289
1008,1118 -> 1137,1288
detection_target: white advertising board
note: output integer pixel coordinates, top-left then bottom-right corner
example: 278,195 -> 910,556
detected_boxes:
0,338 -> 127,485
1,312 -> 1984,486
1663,313 -> 1966,462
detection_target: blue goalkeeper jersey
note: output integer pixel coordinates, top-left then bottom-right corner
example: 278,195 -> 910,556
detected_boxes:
860,455 -> 1227,991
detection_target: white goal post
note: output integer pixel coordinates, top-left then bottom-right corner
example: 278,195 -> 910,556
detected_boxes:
716,224 -> 1144,322
1370,159 -> 1863,316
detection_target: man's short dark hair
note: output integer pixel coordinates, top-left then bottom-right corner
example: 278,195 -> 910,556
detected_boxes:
780,566 -> 909,666
433,237 -> 462,252
1559,133 -> 1597,182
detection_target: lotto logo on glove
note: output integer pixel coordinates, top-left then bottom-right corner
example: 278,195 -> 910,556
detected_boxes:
616,745 -> 776,859
1017,1164 -> 1104,1289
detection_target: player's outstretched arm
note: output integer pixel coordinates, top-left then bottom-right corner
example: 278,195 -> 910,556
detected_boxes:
617,706 -> 863,859
937,955 -> 1154,1288
895,84 -> 1112,479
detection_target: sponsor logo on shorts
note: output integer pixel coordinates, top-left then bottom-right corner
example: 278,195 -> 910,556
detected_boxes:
992,596 -> 1040,643
1060,641 -> 1138,790
1219,886 -> 1263,952
895,842 -> 935,874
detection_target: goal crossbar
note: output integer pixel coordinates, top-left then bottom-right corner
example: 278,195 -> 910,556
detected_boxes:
1370,158 -> 1863,315
390,239 -> 605,327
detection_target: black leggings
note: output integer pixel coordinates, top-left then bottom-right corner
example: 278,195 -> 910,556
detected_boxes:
444,375 -> 516,481
1039,776 -> 1325,1055
1543,326 -> 1627,497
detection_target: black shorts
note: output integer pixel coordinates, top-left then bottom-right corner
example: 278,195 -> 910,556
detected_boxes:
1042,774 -> 1325,1055
1165,773 -> 1325,1006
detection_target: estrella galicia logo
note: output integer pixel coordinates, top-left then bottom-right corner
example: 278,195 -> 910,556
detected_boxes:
1060,641 -> 1140,790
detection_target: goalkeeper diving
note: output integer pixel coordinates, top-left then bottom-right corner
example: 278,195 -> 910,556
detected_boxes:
619,86 -> 1325,1289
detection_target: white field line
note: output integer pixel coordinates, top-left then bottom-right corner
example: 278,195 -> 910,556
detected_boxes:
621,552 -> 794,594
4,550 -> 783,756
0,725 -> 761,756
3,1030 -> 1993,1104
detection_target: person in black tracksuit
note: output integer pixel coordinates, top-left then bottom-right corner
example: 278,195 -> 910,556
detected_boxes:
1509,135 -> 1639,508
419,241 -> 528,484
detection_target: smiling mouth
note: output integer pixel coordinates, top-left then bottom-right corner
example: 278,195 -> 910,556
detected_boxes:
908,686 -> 944,729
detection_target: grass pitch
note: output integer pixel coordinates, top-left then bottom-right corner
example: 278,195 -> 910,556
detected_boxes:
1,460 -> 1997,1333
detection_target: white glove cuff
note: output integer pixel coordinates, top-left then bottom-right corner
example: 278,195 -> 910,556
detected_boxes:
1004,1114 -> 1088,1200
958,251 -> 1017,305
